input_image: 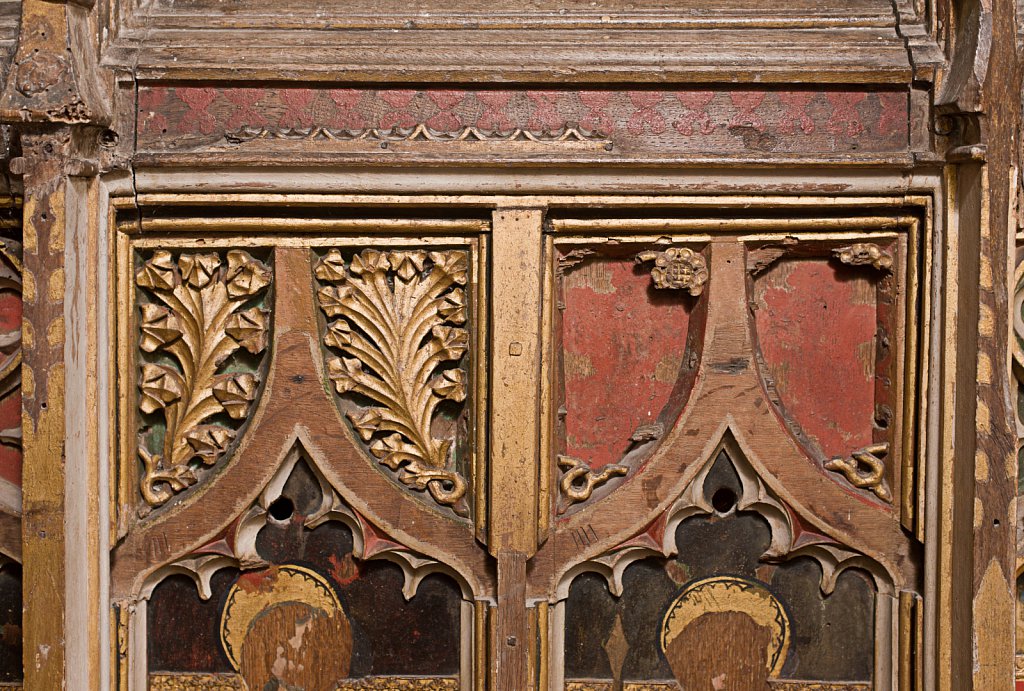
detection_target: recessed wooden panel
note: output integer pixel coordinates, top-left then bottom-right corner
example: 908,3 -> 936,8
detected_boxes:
753,258 -> 880,460
559,252 -> 691,469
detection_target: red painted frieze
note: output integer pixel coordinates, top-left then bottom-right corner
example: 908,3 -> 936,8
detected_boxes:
137,86 -> 909,157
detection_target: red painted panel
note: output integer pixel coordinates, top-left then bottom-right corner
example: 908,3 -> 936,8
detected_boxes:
0,292 -> 20,487
753,259 -> 877,460
561,256 -> 690,469
0,392 -> 19,487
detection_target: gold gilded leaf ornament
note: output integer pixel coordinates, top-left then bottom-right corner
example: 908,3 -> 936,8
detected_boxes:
225,307 -> 270,354
315,248 -> 471,515
136,249 -> 272,508
212,373 -> 260,419
225,249 -> 272,297
138,363 -> 184,415
138,304 -> 182,353
179,252 -> 221,289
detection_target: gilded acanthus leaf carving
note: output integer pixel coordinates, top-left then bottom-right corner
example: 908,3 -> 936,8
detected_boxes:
314,248 -> 470,515
136,249 -> 272,508
824,442 -> 892,503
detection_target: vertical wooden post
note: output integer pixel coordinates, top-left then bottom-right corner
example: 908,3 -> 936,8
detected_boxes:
489,208 -> 544,690
0,0 -> 111,683
934,0 -> 1022,686
967,0 -> 1022,684
11,127 -> 106,691
17,129 -> 72,689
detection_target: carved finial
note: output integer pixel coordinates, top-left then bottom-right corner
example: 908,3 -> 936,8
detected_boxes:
636,247 -> 709,295
824,443 -> 892,503
832,243 -> 893,272
557,455 -> 628,509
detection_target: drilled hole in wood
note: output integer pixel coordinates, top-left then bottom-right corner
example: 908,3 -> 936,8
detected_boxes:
268,496 -> 295,522
711,487 -> 737,514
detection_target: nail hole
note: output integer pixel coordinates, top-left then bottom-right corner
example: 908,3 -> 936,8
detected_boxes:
711,487 -> 737,513
268,496 -> 295,522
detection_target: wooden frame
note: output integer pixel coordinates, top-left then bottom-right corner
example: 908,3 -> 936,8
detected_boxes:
100,191 -> 932,690
0,0 -> 1018,686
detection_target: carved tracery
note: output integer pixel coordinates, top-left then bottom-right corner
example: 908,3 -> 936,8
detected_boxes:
557,438 -> 891,688
140,440 -> 470,689
140,442 -> 465,604
555,439 -> 892,602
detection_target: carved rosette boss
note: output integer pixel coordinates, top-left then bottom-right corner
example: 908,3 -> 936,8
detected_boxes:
636,247 -> 709,295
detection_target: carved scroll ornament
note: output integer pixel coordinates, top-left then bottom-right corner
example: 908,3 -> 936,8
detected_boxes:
824,442 -> 892,503
315,249 -> 470,514
136,250 -> 272,507
557,455 -> 628,509
635,247 -> 709,295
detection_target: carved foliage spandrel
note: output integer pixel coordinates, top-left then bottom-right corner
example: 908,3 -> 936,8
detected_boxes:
136,249 -> 272,509
314,248 -> 471,517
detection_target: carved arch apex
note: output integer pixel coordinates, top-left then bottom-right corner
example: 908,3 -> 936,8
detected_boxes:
706,421 -> 908,587
132,430 -> 480,605
550,425 -> 900,604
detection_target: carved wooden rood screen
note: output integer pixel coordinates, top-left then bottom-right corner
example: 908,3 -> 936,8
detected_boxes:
0,0 -> 1021,688
111,200 -> 927,691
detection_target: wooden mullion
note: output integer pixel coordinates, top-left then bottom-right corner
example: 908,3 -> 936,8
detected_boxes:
488,208 -> 545,690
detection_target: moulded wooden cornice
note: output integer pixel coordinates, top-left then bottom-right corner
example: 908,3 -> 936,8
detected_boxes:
100,0 -> 938,84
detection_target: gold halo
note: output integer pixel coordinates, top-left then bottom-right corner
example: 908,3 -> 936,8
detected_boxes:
660,576 -> 791,676
219,564 -> 342,670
